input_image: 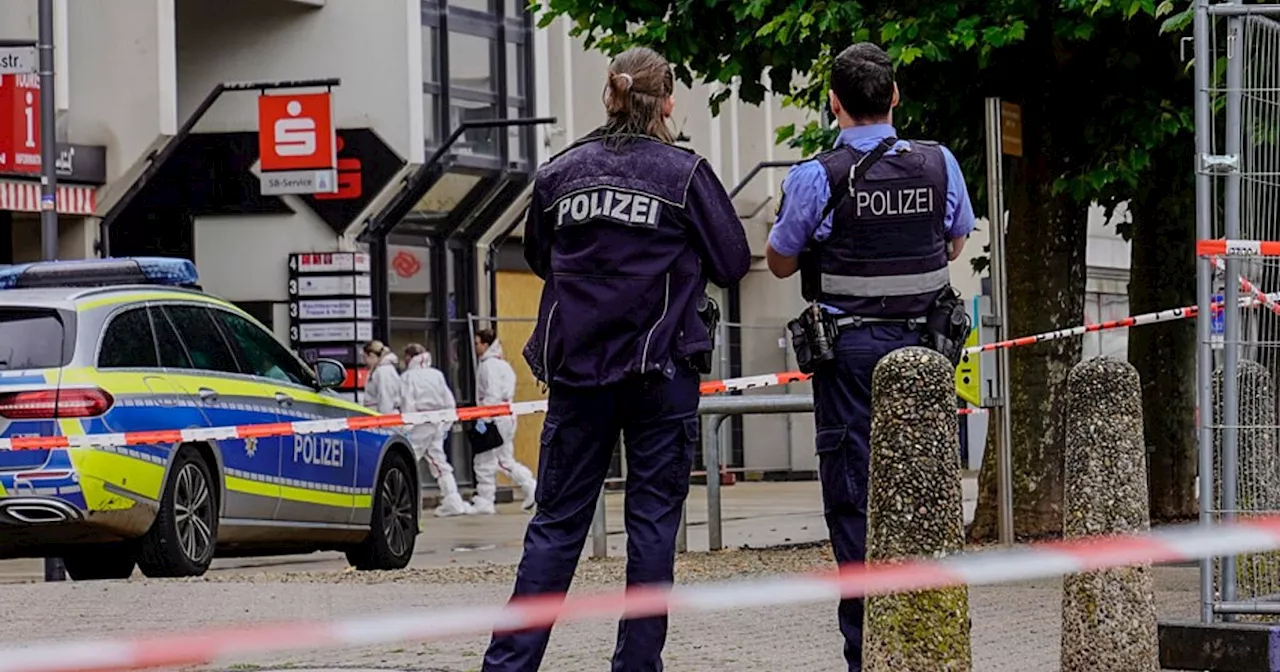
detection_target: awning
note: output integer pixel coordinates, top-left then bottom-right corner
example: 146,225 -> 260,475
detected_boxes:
0,179 -> 97,215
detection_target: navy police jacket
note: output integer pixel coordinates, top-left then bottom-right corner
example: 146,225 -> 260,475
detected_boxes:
522,129 -> 751,388
799,141 -> 950,319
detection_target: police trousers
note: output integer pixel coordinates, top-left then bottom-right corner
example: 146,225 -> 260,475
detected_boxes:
811,323 -> 921,672
482,366 -> 700,672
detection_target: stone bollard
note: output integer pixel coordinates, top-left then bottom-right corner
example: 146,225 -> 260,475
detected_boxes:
1060,357 -> 1158,672
1212,360 -> 1280,612
863,347 -> 970,672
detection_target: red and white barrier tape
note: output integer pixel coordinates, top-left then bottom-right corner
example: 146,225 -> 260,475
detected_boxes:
8,290 -> 1274,451
0,400 -> 984,451
961,291 -> 1277,355
701,291 -> 1280,395
1199,239 -> 1280,258
2,515 -> 1280,672
0,401 -> 551,451
1211,256 -> 1280,316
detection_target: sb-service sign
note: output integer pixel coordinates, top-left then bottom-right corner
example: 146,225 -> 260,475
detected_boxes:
257,92 -> 337,195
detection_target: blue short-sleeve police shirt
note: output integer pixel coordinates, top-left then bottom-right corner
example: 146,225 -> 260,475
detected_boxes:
768,123 -> 976,259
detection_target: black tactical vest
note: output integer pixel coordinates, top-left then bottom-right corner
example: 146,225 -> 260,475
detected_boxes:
799,140 -> 950,319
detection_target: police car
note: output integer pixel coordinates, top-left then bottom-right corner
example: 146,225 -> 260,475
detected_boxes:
0,257 -> 420,579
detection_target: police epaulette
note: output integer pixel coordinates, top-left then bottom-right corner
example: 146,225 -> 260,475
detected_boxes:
601,132 -> 695,154
541,126 -> 606,164
546,131 -> 692,164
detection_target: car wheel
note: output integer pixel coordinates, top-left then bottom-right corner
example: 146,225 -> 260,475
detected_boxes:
136,446 -> 218,578
346,452 -> 417,571
62,542 -> 136,581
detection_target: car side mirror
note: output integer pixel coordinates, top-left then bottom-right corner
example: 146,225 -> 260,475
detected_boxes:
314,359 -> 347,389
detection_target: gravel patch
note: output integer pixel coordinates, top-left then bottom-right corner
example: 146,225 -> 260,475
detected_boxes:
189,542 -> 839,587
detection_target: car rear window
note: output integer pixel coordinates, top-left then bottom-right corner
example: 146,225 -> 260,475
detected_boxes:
0,309 -> 72,370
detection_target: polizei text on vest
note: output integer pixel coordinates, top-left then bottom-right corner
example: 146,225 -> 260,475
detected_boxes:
855,187 -> 936,218
556,189 -> 663,229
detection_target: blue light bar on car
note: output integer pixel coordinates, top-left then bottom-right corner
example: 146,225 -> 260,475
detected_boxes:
0,257 -> 201,290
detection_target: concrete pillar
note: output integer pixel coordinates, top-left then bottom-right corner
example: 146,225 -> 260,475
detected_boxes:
1213,360 -> 1280,610
1060,357 -> 1158,671
864,347 -> 971,672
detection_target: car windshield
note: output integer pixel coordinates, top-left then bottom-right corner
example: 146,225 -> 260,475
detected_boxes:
0,309 -> 70,370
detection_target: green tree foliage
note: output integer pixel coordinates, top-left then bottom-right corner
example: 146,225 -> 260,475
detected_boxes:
536,0 -> 1201,534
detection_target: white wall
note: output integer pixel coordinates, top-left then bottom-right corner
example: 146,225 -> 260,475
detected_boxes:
174,0 -> 422,165
0,0 -> 179,191
2,0 -> 424,272
168,0 -> 424,304
192,212 -> 342,304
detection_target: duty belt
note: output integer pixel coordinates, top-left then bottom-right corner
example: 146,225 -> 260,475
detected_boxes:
833,315 -> 927,330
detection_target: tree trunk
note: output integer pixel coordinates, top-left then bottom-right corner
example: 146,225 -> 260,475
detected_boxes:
1128,149 -> 1197,522
969,131 -> 1088,543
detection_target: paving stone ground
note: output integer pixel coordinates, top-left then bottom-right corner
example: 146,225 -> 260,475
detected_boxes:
0,555 -> 1203,671
0,483 -> 1207,671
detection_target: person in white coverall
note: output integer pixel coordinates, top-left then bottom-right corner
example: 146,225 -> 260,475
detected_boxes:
361,341 -> 402,415
470,329 -> 537,514
401,344 -> 471,517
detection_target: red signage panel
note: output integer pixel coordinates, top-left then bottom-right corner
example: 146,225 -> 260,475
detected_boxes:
257,92 -> 336,172
0,74 -> 41,174
314,136 -> 362,201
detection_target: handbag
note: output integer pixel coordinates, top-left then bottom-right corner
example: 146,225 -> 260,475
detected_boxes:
467,419 -> 505,453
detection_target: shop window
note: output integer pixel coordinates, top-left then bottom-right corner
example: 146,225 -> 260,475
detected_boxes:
422,25 -> 439,84
390,293 -> 433,319
449,0 -> 491,12
449,32 -> 496,94
451,101 -> 500,156
424,92 -> 439,144
508,105 -> 527,161
505,42 -> 525,97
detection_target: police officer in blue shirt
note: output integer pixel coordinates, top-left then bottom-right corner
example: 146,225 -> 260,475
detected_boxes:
766,43 -> 976,671
482,46 -> 751,672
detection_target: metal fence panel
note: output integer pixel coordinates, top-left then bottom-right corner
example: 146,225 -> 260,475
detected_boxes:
1200,7 -> 1280,620
467,315 -> 807,475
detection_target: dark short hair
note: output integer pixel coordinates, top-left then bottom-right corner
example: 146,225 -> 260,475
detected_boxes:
830,43 -> 895,121
476,329 -> 497,345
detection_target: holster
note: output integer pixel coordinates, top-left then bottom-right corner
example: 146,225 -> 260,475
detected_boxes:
690,294 -> 721,375
921,287 -> 971,366
787,302 -> 838,374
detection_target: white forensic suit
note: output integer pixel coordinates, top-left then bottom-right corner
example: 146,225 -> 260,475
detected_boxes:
362,352 -> 402,415
471,339 -> 537,514
401,351 -> 470,517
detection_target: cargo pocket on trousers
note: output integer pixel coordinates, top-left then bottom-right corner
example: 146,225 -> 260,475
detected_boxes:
667,417 -> 699,498
534,418 -> 561,506
816,425 -> 868,516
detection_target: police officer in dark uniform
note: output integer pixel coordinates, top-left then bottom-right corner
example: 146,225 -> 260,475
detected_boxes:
482,46 -> 750,672
765,43 -> 976,671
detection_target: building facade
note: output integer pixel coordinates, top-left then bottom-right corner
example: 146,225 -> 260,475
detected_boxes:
0,0 -> 541,488
0,0 -> 1132,483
